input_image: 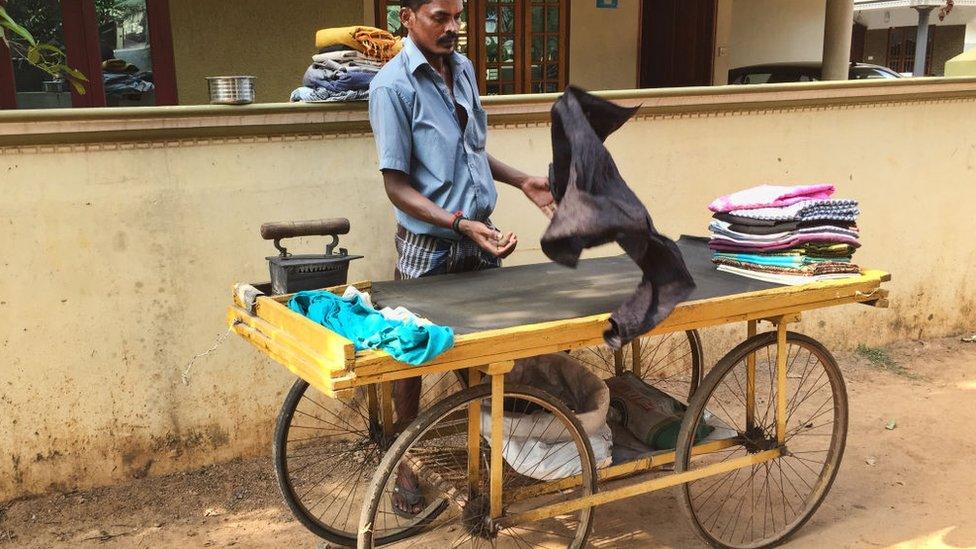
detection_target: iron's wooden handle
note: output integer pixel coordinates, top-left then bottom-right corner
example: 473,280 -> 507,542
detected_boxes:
260,218 -> 350,240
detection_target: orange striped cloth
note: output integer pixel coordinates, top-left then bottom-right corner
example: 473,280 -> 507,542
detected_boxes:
315,26 -> 404,62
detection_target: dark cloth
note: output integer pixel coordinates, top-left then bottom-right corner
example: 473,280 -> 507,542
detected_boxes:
541,86 -> 695,350
318,44 -> 355,54
726,220 -> 798,235
713,212 -> 783,227
726,219 -> 855,235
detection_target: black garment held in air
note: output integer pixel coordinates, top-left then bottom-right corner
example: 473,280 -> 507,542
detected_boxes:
541,86 -> 696,350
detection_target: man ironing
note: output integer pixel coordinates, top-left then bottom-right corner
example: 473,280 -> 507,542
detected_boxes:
367,0 -> 554,515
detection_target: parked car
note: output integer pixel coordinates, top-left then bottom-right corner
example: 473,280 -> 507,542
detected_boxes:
729,62 -> 902,84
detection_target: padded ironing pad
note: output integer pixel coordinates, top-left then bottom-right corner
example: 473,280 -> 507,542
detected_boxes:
369,235 -> 778,335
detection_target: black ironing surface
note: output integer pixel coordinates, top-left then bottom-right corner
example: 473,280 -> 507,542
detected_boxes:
369,235 -> 779,335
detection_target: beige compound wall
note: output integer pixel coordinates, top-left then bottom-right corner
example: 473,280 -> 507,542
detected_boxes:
730,0 -> 827,68
568,1 -> 640,91
170,0 -> 363,105
1,80 -> 975,501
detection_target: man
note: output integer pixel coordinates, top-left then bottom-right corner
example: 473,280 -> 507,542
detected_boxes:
368,0 -> 554,515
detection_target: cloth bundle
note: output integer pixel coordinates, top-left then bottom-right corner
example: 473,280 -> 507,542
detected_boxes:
292,26 -> 399,103
708,184 -> 862,285
314,26 -> 404,62
101,57 -> 154,96
290,48 -> 379,103
287,286 -> 454,365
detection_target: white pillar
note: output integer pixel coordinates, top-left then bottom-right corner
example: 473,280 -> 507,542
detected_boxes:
822,0 -> 855,80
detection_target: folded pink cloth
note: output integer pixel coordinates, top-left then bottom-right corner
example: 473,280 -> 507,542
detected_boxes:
709,184 -> 835,213
709,233 -> 860,252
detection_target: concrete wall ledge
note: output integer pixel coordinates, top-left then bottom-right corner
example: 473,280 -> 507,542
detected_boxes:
2,77 -> 976,148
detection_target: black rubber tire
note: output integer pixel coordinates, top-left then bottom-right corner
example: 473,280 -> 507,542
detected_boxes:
674,331 -> 849,549
273,379 -> 446,546
358,383 -> 598,548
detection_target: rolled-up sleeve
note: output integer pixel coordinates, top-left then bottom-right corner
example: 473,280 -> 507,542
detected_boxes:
368,86 -> 412,174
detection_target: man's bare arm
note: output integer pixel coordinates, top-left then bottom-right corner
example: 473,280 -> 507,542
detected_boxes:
487,155 -> 556,217
381,169 -> 518,258
382,169 -> 455,229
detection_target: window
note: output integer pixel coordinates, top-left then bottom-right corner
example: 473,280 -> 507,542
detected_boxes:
886,26 -> 934,75
0,0 -> 177,109
375,0 -> 568,95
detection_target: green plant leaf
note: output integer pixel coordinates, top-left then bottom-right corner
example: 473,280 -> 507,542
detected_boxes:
69,78 -> 87,95
26,45 -> 41,64
0,11 -> 37,46
62,66 -> 89,82
34,43 -> 63,54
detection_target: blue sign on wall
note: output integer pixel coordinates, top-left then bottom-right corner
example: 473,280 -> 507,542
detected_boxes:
597,0 -> 618,8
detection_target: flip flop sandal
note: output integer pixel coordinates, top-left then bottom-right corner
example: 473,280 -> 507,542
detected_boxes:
391,484 -> 425,519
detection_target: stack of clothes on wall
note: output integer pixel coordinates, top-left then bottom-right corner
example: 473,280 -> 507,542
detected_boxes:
707,184 -> 862,285
101,58 -> 154,96
290,26 -> 403,103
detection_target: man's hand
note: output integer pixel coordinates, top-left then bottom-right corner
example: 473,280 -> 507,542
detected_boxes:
521,176 -> 556,218
459,220 -> 518,259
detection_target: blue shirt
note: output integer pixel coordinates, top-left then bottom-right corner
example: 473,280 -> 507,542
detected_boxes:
368,36 -> 496,240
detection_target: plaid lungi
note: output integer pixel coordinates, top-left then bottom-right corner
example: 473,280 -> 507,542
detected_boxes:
395,224 -> 501,280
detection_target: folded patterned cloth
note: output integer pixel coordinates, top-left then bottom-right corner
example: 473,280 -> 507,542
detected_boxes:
315,26 -> 403,61
709,184 -> 835,213
727,199 -> 859,222
716,264 -> 860,285
712,252 -> 851,267
802,242 -> 858,257
708,220 -> 859,242
289,86 -> 370,102
713,257 -> 860,276
709,233 -> 860,253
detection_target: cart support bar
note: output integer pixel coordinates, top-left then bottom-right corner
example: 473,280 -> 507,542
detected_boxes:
490,364 -> 511,518
776,321 -> 788,443
746,320 -> 757,430
467,367 -> 482,495
499,448 -> 782,528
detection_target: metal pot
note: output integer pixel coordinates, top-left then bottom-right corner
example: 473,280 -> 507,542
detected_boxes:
206,75 -> 255,105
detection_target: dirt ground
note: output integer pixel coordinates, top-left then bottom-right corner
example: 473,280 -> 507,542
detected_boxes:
2,335 -> 975,549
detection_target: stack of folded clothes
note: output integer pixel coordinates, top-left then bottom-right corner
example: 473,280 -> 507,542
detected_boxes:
290,26 -> 403,103
707,184 -> 862,285
101,58 -> 154,96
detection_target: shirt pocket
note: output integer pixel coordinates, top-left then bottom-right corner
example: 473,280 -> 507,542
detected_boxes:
468,105 -> 488,152
414,120 -> 456,181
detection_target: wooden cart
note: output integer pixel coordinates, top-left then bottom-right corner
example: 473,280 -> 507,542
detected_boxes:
228,245 -> 889,549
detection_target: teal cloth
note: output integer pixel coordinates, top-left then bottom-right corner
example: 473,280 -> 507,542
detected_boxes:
288,290 -> 454,365
712,252 -> 849,267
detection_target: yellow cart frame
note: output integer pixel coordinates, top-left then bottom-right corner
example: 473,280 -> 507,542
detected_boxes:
228,269 -> 889,545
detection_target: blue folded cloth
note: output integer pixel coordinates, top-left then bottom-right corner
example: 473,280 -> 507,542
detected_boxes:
302,63 -> 376,91
287,290 -> 454,365
289,87 -> 369,102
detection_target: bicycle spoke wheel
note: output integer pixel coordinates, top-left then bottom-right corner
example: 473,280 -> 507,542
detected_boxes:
674,332 -> 848,549
359,383 -> 597,548
274,371 -> 465,546
573,330 -> 703,402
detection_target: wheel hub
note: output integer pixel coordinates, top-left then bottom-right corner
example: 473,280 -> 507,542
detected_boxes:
741,426 -> 778,453
461,493 -> 498,540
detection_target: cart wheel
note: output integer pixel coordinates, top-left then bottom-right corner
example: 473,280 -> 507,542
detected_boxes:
673,332 -> 848,549
274,372 -> 465,546
358,384 -> 597,548
574,329 -> 704,402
